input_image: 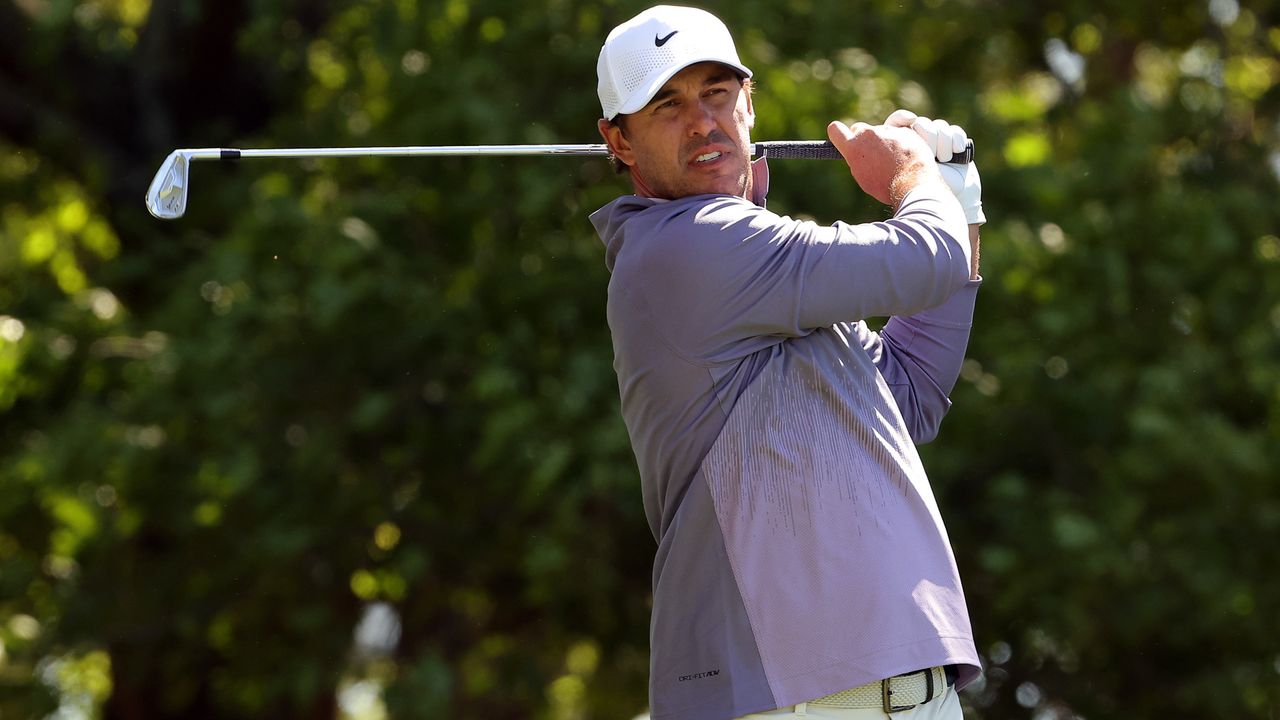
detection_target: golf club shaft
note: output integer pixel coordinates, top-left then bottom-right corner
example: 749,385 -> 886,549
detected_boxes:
146,140 -> 975,219
189,140 -> 974,163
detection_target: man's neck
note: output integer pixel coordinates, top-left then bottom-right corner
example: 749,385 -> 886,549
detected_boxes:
629,166 -> 757,203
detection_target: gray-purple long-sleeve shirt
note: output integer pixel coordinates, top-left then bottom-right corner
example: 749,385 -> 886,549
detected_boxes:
590,179 -> 982,720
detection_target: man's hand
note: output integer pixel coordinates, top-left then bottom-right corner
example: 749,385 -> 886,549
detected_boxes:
885,109 -> 967,162
886,109 -> 985,226
826,120 -> 944,209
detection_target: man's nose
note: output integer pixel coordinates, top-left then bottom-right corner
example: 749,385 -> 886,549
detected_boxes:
684,100 -> 717,137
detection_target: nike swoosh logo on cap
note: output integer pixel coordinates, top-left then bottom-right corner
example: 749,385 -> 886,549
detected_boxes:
655,30 -> 678,46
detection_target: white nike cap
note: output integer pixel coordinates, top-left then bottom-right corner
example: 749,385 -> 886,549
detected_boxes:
596,5 -> 753,120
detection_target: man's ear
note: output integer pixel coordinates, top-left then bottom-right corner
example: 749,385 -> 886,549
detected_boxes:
597,118 -> 636,168
742,83 -> 755,132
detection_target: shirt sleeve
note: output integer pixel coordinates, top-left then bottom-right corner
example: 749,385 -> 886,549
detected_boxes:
855,279 -> 981,444
634,182 -> 972,364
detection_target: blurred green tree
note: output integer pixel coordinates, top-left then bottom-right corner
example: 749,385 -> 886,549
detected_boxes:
1,0 -> 1278,718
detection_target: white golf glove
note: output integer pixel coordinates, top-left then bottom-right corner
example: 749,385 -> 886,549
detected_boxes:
886,109 -> 985,225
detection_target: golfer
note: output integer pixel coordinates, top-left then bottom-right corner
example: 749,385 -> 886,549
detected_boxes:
590,5 -> 986,720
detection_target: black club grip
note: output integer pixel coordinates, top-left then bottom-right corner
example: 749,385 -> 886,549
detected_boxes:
755,139 -> 974,164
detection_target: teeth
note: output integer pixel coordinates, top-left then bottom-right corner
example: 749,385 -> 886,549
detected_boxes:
696,151 -> 722,162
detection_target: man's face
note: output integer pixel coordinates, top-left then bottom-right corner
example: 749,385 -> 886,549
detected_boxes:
598,62 -> 755,200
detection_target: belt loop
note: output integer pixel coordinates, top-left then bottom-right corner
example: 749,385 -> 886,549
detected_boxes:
794,701 -> 808,716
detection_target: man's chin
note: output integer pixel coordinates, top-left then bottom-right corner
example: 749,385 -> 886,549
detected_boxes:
683,176 -> 748,199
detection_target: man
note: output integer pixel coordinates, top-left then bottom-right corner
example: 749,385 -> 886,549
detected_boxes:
589,6 -> 986,720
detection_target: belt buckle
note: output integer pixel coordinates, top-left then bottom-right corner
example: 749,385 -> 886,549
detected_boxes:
881,676 -> 914,714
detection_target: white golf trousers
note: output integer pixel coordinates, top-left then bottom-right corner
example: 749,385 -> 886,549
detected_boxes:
733,685 -> 963,720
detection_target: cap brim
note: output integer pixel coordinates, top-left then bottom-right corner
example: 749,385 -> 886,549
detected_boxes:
614,59 -> 753,118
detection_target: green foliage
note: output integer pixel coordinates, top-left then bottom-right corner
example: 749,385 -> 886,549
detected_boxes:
1,0 -> 1278,718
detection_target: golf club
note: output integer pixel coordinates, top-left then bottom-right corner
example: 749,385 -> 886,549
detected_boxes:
145,140 -> 974,220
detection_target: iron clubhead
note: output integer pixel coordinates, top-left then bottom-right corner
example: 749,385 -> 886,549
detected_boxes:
146,150 -> 190,219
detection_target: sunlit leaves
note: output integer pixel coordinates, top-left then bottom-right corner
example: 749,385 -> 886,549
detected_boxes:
541,639 -> 599,720
1002,130 -> 1052,167
1133,44 -> 1180,107
981,74 -> 1061,123
372,522 -> 401,552
308,39 -> 350,92
1224,54 -> 1279,99
2,1 -> 1280,719
36,650 -> 112,718
3,181 -> 119,295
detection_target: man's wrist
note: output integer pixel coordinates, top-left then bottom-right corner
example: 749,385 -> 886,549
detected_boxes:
889,167 -> 946,212
968,223 -> 981,280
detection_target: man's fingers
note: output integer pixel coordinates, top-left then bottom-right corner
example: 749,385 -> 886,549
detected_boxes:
910,117 -> 936,160
909,116 -> 970,163
936,123 -> 954,162
827,120 -> 872,162
914,117 -> 952,163
827,120 -> 872,144
827,120 -> 855,146
885,109 -> 918,128
941,121 -> 967,159
827,120 -> 854,164
836,115 -> 972,165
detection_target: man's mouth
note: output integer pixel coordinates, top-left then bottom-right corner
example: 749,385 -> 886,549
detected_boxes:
695,151 -> 722,163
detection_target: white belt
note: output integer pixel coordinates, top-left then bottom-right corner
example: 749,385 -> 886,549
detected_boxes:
809,666 -> 952,713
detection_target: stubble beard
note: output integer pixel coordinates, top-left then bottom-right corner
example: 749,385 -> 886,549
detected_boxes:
674,130 -> 752,199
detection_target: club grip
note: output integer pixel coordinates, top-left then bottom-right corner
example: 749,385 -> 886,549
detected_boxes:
756,139 -> 974,164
